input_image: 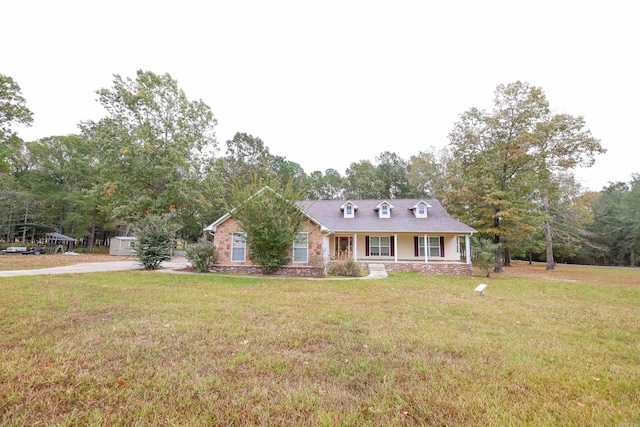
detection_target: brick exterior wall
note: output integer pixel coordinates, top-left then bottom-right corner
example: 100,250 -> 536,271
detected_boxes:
212,217 -> 325,277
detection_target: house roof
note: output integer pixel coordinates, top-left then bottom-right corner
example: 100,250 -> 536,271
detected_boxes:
203,190 -> 477,235
45,232 -> 78,242
297,199 -> 476,234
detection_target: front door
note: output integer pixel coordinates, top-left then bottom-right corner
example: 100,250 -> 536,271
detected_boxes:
335,236 -> 352,260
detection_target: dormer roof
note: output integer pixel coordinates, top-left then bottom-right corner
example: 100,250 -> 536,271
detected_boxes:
340,201 -> 358,211
410,200 -> 432,218
374,201 -> 394,210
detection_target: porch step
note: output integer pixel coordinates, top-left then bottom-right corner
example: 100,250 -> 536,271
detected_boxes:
366,263 -> 388,279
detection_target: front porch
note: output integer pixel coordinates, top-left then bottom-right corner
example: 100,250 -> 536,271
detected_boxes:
328,233 -> 473,265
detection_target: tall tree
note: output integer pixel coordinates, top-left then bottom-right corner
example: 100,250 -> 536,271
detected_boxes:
213,132 -> 307,199
0,74 -> 33,173
306,168 -> 345,200
592,177 -> 640,266
591,182 -> 628,265
543,173 -> 599,264
448,81 -> 604,272
344,160 -> 383,199
16,135 -> 95,238
448,83 -> 543,273
533,113 -> 604,269
231,180 -> 309,274
80,70 -> 217,222
407,147 -> 450,199
375,151 -> 409,199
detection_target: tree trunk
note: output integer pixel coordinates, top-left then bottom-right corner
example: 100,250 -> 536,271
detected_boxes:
542,195 -> 555,271
544,219 -> 555,270
631,248 -> 635,267
493,234 -> 503,273
88,205 -> 97,253
503,247 -> 511,267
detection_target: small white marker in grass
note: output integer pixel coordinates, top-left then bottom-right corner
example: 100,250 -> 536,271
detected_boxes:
475,284 -> 488,296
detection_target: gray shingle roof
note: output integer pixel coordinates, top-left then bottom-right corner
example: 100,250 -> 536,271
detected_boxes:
298,199 -> 476,234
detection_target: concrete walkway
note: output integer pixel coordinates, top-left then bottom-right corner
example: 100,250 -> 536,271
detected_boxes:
0,257 -> 190,277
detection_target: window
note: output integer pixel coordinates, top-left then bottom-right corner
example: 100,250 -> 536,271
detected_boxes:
231,232 -> 246,262
346,205 -> 352,215
417,237 -> 425,257
381,205 -> 388,215
369,236 -> 390,256
427,236 -> 441,257
418,205 -> 425,215
416,236 -> 441,258
293,232 -> 309,263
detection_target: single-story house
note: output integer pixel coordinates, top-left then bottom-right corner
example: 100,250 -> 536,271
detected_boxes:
109,236 -> 137,256
204,188 -> 477,276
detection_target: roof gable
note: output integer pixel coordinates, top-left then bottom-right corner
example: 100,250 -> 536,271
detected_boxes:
204,186 -> 327,232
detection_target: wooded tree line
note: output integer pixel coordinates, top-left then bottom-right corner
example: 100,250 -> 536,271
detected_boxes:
2,71 -> 638,268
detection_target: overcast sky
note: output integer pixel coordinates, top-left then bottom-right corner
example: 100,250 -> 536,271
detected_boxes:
3,0 -> 638,192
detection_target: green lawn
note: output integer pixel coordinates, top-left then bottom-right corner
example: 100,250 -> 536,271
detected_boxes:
1,267 -> 639,426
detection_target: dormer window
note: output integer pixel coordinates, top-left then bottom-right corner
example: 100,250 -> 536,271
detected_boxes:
411,201 -> 431,218
376,201 -> 393,218
341,201 -> 357,218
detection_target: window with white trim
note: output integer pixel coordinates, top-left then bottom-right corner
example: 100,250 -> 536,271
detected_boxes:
369,236 -> 390,256
418,205 -> 425,215
293,232 -> 309,263
427,236 -> 441,257
417,236 -> 426,257
231,232 -> 246,262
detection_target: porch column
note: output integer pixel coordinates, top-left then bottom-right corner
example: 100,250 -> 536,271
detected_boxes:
323,235 -> 330,268
353,234 -> 357,262
394,234 -> 398,262
424,234 -> 428,263
465,234 -> 471,264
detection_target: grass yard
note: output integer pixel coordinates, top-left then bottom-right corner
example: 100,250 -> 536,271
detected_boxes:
1,264 -> 639,426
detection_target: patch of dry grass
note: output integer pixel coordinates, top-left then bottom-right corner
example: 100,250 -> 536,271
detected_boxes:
1,266 -> 639,426
500,261 -> 640,289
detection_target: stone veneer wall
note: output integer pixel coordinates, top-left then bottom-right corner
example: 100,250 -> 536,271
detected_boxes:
356,262 -> 473,276
212,264 -> 323,277
213,217 -> 324,266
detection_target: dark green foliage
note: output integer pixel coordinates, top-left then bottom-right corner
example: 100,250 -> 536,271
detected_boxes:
328,259 -> 362,277
1,74 -> 33,173
231,181 -> 308,275
185,238 -> 218,273
132,215 -> 177,270
471,237 -> 500,277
